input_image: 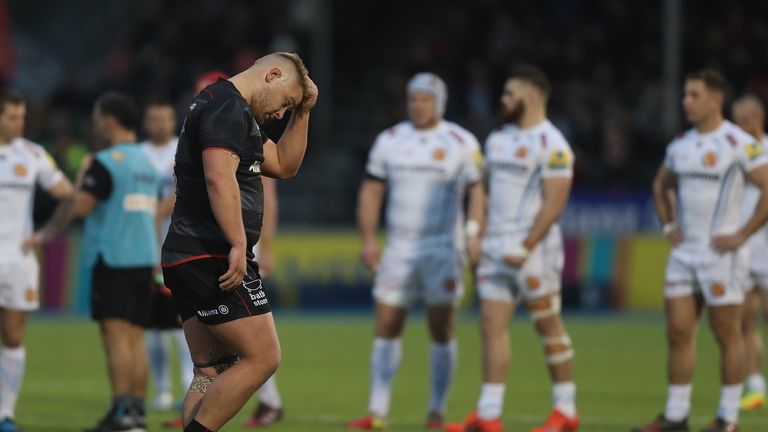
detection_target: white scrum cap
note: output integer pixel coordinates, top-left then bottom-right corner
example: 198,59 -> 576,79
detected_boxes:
407,72 -> 448,119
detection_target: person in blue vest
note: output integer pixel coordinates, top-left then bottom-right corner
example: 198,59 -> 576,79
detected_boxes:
29,92 -> 161,432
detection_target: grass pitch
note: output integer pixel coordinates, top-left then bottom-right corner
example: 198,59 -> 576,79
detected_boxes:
17,313 -> 768,431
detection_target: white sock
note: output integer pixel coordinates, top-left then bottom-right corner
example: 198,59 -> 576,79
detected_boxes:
0,346 -> 26,419
552,381 -> 577,418
476,383 -> 505,420
746,373 -> 766,394
664,384 -> 692,422
258,375 -> 283,408
173,329 -> 194,390
717,384 -> 743,424
368,338 -> 402,417
428,340 -> 457,414
146,330 -> 172,395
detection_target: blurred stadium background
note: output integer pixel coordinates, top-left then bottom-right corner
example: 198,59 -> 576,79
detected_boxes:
2,0 -> 768,430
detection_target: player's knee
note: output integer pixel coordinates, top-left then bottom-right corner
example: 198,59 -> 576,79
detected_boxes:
1,339 -> 22,349
259,349 -> 281,377
428,322 -> 454,343
375,318 -> 404,339
710,320 -> 742,346
479,311 -> 507,338
240,344 -> 281,375
742,313 -> 758,334
1,328 -> 24,349
667,322 -> 695,346
540,333 -> 574,365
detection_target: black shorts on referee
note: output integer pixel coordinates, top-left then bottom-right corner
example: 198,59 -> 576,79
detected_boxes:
162,257 -> 271,325
91,256 -> 153,326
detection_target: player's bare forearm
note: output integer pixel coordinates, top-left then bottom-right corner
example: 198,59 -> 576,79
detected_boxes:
48,178 -> 74,200
357,179 -> 385,243
271,112 -> 310,178
207,178 -> 246,249
742,165 -> 768,238
259,177 -> 278,251
158,191 -> 176,220
261,79 -> 318,179
37,197 -> 75,243
653,165 -> 677,224
467,182 -> 486,231
203,151 -> 247,249
522,177 -> 571,250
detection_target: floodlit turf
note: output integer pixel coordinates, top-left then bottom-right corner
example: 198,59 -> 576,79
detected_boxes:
17,313 -> 768,431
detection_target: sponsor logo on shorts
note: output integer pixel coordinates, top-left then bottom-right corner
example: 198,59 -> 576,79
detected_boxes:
243,278 -> 268,307
218,305 -> 229,315
527,276 -> 541,290
712,282 -> 726,297
25,288 -> 36,302
197,308 -> 219,317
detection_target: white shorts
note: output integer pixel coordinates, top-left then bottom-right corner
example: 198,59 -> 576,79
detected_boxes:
476,230 -> 564,304
0,255 -> 40,311
373,246 -> 465,307
664,247 -> 748,306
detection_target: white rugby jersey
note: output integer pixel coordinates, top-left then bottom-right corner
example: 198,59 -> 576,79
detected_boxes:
139,137 -> 178,240
366,121 -> 482,249
665,121 -> 768,251
484,120 -> 574,236
0,138 -> 65,259
740,135 -> 768,252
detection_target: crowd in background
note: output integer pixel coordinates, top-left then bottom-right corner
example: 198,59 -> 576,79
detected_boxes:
3,0 -> 768,224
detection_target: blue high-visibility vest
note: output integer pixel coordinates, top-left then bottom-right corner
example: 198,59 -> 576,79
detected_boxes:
82,143 -> 160,268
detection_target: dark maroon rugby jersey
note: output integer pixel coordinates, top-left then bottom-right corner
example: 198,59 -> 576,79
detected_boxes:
162,79 -> 264,265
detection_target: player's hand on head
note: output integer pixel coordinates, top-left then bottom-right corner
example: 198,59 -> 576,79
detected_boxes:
219,246 -> 247,291
710,231 -> 747,254
666,228 -> 684,247
361,239 -> 380,271
301,77 -> 318,112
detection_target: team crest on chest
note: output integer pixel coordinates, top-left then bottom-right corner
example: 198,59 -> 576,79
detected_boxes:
516,146 -> 528,159
13,163 -> 27,177
433,148 -> 446,161
702,151 -> 717,167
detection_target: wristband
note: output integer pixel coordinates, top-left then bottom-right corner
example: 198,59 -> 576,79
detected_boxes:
509,245 -> 529,258
465,220 -> 481,238
662,222 -> 678,236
